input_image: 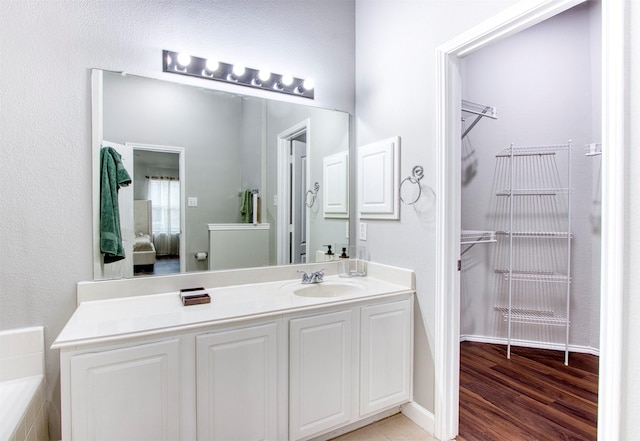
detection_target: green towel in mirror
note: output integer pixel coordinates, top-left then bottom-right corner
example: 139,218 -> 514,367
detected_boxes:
100,146 -> 132,263
240,189 -> 253,223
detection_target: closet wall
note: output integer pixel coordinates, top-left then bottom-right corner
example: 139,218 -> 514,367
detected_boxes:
460,2 -> 601,352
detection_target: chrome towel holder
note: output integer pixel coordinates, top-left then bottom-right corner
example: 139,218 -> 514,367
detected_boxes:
306,182 -> 320,207
400,165 -> 424,205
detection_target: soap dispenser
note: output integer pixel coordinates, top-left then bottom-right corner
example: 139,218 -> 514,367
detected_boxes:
324,245 -> 335,261
339,247 -> 349,259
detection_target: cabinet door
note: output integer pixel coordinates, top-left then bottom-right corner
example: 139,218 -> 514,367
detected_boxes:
289,310 -> 352,440
196,322 -> 278,441
70,339 -> 180,441
360,299 -> 412,416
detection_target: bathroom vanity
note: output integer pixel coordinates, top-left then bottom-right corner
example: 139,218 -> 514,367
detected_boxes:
53,262 -> 414,441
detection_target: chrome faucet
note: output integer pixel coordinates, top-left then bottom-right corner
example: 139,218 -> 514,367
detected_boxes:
298,269 -> 325,284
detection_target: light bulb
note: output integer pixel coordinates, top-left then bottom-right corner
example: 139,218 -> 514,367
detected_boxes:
232,65 -> 246,77
302,78 -> 315,91
205,59 -> 219,72
281,74 -> 294,86
258,70 -> 271,82
177,52 -> 191,67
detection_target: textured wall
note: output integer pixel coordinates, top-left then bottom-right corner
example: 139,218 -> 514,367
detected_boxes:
0,1 -> 354,438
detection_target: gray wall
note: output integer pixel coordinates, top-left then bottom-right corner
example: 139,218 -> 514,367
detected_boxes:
459,3 -> 601,350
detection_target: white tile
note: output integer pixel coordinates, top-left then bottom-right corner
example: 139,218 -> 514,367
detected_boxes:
16,415 -> 27,441
25,424 -> 36,441
0,359 -> 21,382
35,407 -> 49,441
10,328 -> 43,357
0,376 -> 44,441
15,353 -> 43,378
26,396 -> 37,432
0,332 -> 12,359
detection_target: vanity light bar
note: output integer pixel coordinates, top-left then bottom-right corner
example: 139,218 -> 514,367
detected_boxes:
162,50 -> 315,99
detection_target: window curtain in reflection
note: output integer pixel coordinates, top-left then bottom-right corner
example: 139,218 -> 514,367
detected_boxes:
147,176 -> 180,256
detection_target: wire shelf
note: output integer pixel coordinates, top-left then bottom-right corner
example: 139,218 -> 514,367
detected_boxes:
495,231 -> 571,239
461,99 -> 498,119
496,188 -> 571,196
494,307 -> 569,326
461,230 -> 496,245
496,143 -> 571,157
495,270 -> 570,283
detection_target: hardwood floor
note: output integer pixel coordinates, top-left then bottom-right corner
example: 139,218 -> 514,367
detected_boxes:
458,342 -> 598,441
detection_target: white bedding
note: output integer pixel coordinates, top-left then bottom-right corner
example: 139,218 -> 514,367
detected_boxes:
133,200 -> 156,267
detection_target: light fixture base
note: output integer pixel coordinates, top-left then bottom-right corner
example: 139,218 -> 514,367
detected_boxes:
163,50 -> 314,99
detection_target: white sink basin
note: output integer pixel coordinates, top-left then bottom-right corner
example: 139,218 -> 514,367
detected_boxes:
291,280 -> 365,298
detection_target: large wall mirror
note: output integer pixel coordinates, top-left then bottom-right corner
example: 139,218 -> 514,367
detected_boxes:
92,69 -> 350,280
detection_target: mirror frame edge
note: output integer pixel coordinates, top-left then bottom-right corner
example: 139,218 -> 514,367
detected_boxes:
91,69 -> 103,280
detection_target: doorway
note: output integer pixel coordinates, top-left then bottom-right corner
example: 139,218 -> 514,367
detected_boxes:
129,143 -> 186,276
458,0 -> 601,378
433,1 -> 625,440
276,119 -> 311,265
291,135 -> 308,263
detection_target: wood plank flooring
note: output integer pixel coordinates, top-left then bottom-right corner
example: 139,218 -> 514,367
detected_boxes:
458,342 -> 598,441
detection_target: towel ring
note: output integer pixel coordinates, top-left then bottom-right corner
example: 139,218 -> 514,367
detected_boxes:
306,182 -> 320,208
400,165 -> 424,205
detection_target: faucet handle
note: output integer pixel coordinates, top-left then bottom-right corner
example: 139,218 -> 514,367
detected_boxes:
297,270 -> 312,283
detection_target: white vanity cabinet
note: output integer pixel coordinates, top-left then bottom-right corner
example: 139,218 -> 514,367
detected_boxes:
196,321 -> 279,441
289,309 -> 354,440
55,268 -> 415,441
359,299 -> 412,416
68,338 -> 181,441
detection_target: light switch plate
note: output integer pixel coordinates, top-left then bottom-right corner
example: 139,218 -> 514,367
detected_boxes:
188,197 -> 198,207
359,222 -> 367,241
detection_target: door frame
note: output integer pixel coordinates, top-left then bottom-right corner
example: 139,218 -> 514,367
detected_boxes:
276,119 -> 311,265
127,143 -> 186,274
433,0 -> 626,440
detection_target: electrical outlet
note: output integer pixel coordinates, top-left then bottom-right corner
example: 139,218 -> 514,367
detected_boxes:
359,222 -> 367,241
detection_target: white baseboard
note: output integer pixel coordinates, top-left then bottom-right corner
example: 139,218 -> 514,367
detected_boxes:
460,334 -> 600,356
401,401 -> 434,435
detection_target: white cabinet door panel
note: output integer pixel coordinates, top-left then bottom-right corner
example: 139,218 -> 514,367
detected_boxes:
70,339 -> 180,441
196,322 -> 278,441
360,299 -> 412,416
289,310 -> 352,440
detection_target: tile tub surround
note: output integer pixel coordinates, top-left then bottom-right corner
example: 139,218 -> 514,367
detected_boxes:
0,327 -> 44,382
0,327 -> 49,441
